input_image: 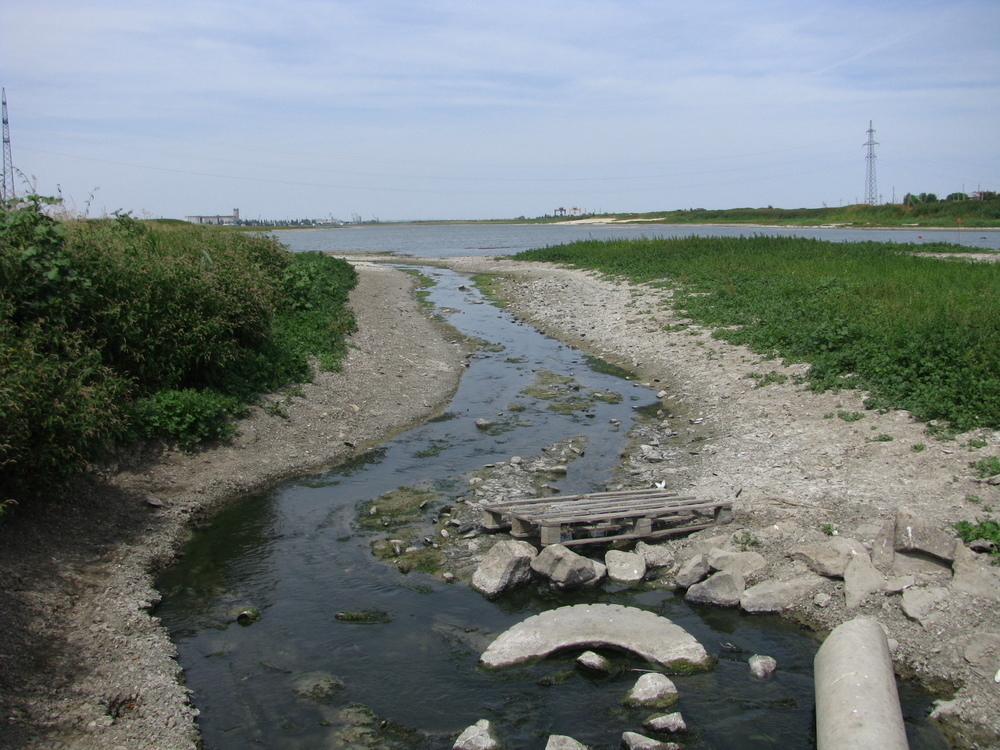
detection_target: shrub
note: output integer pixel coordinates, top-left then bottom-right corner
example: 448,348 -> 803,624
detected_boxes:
1,199 -> 358,500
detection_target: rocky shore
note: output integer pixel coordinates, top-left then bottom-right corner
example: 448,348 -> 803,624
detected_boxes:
1,254 -> 998,749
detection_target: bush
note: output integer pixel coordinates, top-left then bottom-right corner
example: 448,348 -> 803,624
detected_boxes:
132,389 -> 246,449
1,199 -> 357,500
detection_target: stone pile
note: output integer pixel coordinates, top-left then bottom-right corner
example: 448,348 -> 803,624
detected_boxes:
471,505 -> 1000,619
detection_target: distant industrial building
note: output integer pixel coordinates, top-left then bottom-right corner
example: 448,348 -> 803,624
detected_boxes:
185,208 -> 240,225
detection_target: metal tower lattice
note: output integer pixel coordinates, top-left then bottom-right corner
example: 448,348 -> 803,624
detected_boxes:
1,88 -> 14,204
864,120 -> 878,206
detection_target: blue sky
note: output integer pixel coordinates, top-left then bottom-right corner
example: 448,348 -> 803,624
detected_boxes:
3,0 -> 998,220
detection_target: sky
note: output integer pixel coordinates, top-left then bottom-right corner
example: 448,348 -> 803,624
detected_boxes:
2,0 -> 999,221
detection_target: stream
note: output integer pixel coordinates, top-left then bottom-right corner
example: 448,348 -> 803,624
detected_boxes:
156,263 -> 947,749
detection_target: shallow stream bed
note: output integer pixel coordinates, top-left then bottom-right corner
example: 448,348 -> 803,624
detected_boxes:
156,266 -> 946,749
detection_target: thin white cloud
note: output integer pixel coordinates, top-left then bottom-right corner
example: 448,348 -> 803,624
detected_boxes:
2,0 -> 998,218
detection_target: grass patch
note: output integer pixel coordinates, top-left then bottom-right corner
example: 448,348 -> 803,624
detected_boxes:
970,457 -> 1000,478
512,235 -> 1000,431
953,518 -> 1000,562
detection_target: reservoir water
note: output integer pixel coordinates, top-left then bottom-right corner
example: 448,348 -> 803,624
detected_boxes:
156,228 -> 952,749
270,221 -> 1000,257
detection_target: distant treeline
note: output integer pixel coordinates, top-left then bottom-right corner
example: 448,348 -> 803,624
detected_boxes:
1,198 -> 357,505
537,196 -> 1000,227
514,235 -> 1000,432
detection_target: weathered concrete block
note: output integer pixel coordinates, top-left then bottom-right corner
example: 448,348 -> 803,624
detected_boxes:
685,571 -> 745,607
740,575 -> 824,613
894,508 -> 957,562
481,604 -> 712,672
606,549 -> 647,583
901,585 -> 950,625
471,539 -> 538,598
707,548 -> 767,577
634,541 -> 675,569
844,552 -> 886,610
530,544 -> 606,589
789,537 -> 866,578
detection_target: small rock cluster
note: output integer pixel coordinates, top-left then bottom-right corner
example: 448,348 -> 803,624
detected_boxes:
453,670 -> 688,750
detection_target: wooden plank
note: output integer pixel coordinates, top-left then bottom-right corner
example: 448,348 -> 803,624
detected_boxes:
556,521 -> 721,547
518,501 -> 731,526
511,498 -> 701,519
482,489 -> 688,511
487,496 -> 700,519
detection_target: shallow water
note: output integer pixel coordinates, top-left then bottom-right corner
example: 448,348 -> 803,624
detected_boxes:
157,265 -> 946,749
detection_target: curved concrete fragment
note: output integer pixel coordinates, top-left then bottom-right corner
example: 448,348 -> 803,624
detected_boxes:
814,617 -> 907,750
480,603 -> 712,672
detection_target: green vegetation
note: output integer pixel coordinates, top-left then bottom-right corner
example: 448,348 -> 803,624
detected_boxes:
1,197 -> 357,501
953,518 -> 1000,562
539,196 -> 1000,228
513,235 -> 1000,431
970,457 -> 1000,479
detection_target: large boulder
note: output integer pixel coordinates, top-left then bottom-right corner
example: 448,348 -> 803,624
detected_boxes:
707,548 -> 767,577
685,571 -> 745,607
894,508 -> 957,562
453,719 -> 501,750
472,539 -> 538,598
789,537 -> 866,578
622,673 -> 679,708
844,552 -> 887,609
545,736 -> 589,750
673,553 -> 710,588
530,544 -> 607,589
605,550 -> 647,583
740,575 -> 825,613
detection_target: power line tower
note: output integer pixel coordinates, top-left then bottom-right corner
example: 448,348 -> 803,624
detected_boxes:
863,120 -> 878,206
2,88 -> 14,204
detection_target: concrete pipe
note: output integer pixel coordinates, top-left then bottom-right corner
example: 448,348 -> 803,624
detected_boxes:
814,617 -> 908,750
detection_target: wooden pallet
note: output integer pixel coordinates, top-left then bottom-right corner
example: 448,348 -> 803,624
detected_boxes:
481,489 -> 732,547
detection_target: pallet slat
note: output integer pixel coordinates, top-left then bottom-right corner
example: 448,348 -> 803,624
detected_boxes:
480,488 -> 732,546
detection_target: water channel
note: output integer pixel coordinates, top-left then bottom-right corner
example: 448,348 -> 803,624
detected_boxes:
156,227 -> 958,749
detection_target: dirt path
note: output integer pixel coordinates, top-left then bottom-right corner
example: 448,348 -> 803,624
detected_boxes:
1,255 -> 998,749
